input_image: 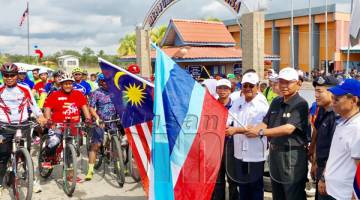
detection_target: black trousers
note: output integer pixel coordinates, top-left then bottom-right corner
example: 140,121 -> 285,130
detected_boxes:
271,178 -> 307,200
212,138 -> 239,200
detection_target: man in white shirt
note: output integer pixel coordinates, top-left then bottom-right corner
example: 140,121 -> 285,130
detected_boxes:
323,79 -> 360,199
226,72 -> 269,200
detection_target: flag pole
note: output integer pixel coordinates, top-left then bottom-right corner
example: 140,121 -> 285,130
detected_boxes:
27,1 -> 30,63
346,0 -> 353,74
325,0 -> 329,75
291,0 -> 295,69
309,0 -> 312,73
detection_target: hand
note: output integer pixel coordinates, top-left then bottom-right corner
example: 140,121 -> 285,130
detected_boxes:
310,163 -> 317,181
318,180 -> 327,195
225,127 -> 237,136
244,128 -> 260,138
85,118 -> 93,126
36,116 -> 47,127
95,118 -> 105,128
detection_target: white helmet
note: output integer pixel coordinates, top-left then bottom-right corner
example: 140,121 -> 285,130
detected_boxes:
18,66 -> 27,73
60,72 -> 74,83
39,68 -> 48,75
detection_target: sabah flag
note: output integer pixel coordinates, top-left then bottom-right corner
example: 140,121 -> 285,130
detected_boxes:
149,44 -> 228,200
354,163 -> 360,199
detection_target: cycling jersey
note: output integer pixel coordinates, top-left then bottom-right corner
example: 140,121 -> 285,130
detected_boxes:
44,89 -> 87,123
18,77 -> 34,89
0,84 -> 42,124
73,80 -> 91,96
89,88 -> 116,121
33,80 -> 51,96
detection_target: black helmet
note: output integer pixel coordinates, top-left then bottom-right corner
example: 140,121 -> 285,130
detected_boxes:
1,63 -> 18,74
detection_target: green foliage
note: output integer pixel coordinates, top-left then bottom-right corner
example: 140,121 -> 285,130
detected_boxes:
150,25 -> 167,46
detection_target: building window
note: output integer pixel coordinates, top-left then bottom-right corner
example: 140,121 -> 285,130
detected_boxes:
233,63 -> 242,75
67,60 -> 77,66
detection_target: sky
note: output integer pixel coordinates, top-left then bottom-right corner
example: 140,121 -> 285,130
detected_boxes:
0,0 -> 350,55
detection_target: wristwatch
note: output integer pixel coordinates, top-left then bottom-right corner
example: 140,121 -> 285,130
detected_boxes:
258,129 -> 264,138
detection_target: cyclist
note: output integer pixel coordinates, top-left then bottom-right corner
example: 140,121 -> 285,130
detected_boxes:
17,66 -> 34,89
85,73 -> 117,181
72,67 -> 91,96
0,63 -> 46,194
38,70 -> 63,108
43,72 -> 92,170
33,69 -> 51,106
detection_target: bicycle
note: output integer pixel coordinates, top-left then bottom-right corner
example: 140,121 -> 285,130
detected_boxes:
92,118 -> 126,187
37,120 -> 83,197
1,121 -> 38,200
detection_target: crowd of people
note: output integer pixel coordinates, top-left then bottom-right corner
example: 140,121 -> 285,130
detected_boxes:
0,62 -> 130,197
0,61 -> 359,200
202,67 -> 360,200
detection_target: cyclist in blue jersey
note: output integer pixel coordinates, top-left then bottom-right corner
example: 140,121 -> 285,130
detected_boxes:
72,67 -> 91,96
17,66 -> 34,89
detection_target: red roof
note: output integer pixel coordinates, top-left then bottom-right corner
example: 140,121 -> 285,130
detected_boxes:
121,46 -> 278,61
161,19 -> 236,46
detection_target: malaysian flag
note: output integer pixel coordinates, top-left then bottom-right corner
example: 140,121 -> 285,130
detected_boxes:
99,58 -> 153,195
19,6 -> 29,27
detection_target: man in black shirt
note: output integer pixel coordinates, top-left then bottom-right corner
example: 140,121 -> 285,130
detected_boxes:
309,76 -> 339,200
244,67 -> 309,200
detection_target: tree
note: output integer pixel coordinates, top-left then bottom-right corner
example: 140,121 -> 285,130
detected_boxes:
117,33 -> 136,57
150,25 -> 167,46
81,47 -> 95,66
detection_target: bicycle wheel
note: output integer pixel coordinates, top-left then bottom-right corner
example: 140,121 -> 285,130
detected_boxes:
38,135 -> 53,179
13,148 -> 34,200
127,148 -> 141,182
62,143 -> 77,196
111,135 -> 125,187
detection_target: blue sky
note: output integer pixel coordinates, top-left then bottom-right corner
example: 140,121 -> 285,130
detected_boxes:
0,0 -> 350,55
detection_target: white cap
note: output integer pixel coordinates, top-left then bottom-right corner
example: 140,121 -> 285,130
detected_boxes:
18,67 -> 27,73
278,67 -> 299,81
39,68 -> 48,75
216,79 -> 231,88
269,73 -> 279,82
241,72 -> 259,85
297,69 -> 304,78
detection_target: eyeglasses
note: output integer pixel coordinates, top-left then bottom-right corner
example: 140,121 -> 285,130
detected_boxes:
242,83 -> 255,89
3,74 -> 17,78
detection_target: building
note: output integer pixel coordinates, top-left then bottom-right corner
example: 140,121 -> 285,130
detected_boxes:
57,55 -> 80,72
225,3 -> 360,73
120,19 -> 279,78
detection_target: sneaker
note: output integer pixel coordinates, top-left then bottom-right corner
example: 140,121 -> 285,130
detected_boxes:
33,180 -> 42,193
84,171 -> 94,181
41,162 -> 53,169
66,175 -> 82,183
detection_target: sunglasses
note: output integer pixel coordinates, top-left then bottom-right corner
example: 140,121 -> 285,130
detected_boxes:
3,74 -> 17,78
242,83 -> 255,89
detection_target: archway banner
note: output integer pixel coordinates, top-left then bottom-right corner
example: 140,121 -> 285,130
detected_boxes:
143,0 -> 268,28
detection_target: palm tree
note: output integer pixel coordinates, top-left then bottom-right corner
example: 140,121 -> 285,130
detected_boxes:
117,33 -> 136,57
150,25 -> 167,46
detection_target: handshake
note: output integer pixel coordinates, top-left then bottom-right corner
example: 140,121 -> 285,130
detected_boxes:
225,124 -> 263,138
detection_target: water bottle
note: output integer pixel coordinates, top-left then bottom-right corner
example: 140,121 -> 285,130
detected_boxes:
48,129 -> 60,148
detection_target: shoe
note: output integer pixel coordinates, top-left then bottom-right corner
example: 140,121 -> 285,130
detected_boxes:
66,175 -> 82,183
0,185 -> 3,196
84,171 -> 94,181
41,162 -> 53,169
33,180 -> 42,193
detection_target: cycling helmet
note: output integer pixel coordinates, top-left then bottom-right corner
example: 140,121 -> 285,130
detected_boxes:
52,70 -> 63,77
1,63 -> 18,73
97,73 -> 105,82
72,67 -> 83,74
39,68 -> 48,75
18,66 -> 27,73
60,72 -> 75,83
82,69 -> 88,75
127,64 -> 140,74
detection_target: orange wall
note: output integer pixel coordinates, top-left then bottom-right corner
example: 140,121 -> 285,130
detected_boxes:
231,32 -> 241,47
319,22 -> 336,63
298,25 -> 310,72
265,28 -> 272,55
279,27 -> 291,69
